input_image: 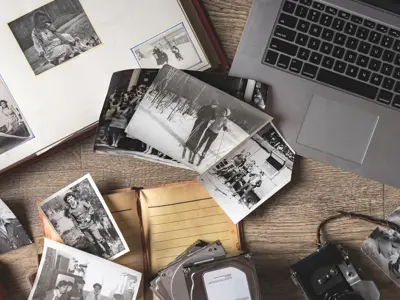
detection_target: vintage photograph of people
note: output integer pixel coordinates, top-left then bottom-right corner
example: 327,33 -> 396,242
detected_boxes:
199,123 -> 295,224
8,0 -> 101,75
39,174 -> 129,260
362,207 -> 400,287
94,69 -> 182,168
0,76 -> 33,155
0,199 -> 32,254
125,65 -> 271,173
131,23 -> 203,70
29,239 -> 141,300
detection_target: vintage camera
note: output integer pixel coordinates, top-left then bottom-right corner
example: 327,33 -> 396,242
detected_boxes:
290,243 -> 380,300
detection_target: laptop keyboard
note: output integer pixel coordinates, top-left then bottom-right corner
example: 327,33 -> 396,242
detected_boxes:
263,0 -> 400,111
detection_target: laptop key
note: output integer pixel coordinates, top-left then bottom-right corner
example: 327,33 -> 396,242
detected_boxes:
345,37 -> 358,50
299,0 -> 312,6
368,59 -> 381,72
376,24 -> 388,33
393,95 -> 400,108
321,28 -> 334,41
302,63 -> 318,78
275,25 -> 297,42
289,58 -> 303,73
317,68 -> 378,99
383,77 -> 395,90
344,22 -> 357,35
320,14 -> 333,27
333,32 -> 346,45
350,15 -> 363,24
377,90 -> 393,105
333,60 -> 347,73
307,37 -> 321,50
295,5 -> 309,18
346,65 -> 359,78
264,50 -> 279,65
370,45 -> 383,58
278,13 -> 298,28
393,40 -> 400,52
312,2 -> 325,10
309,24 -> 322,37
332,18 -> 345,31
298,47 -> 311,60
325,6 -> 338,15
395,82 -> 400,93
356,55 -> 369,67
395,54 -> 400,66
321,42 -> 333,54
382,50 -> 395,63
321,56 -> 335,69
369,31 -> 381,44
358,41 -> 371,54
393,67 -> 400,80
370,73 -> 383,86
332,46 -> 345,59
277,54 -> 291,68
297,19 -> 311,33
381,63 -> 393,76
338,11 -> 350,20
344,50 -> 357,63
358,69 -> 371,82
270,38 -> 299,56
381,36 -> 394,49
307,9 -> 321,22
295,33 -> 309,46
356,27 -> 369,40
310,52 -> 323,65
283,1 -> 296,14
389,28 -> 400,38
363,19 -> 376,29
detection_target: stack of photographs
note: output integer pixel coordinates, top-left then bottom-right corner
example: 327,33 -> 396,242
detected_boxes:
149,240 -> 261,300
94,65 -> 295,224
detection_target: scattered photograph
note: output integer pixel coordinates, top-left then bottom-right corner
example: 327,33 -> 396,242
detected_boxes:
94,69 -> 182,168
199,123 -> 295,224
0,199 -> 32,254
0,76 -> 34,155
29,239 -> 141,300
131,23 -> 203,70
125,65 -> 271,173
362,208 -> 400,287
39,174 -> 129,260
8,0 -> 101,75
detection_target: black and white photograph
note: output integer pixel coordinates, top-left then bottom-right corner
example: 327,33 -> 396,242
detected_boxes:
362,207 -> 400,287
0,198 -> 32,254
199,123 -> 295,224
94,69 -> 182,168
39,174 -> 129,260
131,23 -> 203,70
8,0 -> 101,75
125,65 -> 271,173
0,75 -> 33,156
29,239 -> 141,300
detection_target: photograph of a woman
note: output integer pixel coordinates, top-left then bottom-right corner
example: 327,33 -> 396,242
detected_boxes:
0,77 -> 33,155
8,0 -> 101,75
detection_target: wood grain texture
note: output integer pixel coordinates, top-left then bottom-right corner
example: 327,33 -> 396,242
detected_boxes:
0,0 -> 398,299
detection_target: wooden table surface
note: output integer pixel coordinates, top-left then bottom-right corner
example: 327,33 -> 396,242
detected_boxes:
0,1 -> 399,299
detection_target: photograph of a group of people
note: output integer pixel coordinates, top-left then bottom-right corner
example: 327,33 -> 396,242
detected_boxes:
0,77 -> 33,155
94,69 -> 180,167
30,240 -> 140,300
8,0 -> 101,75
132,22 -> 202,70
0,199 -> 31,254
362,207 -> 400,286
199,123 -> 295,224
39,175 -> 128,260
125,65 -> 269,173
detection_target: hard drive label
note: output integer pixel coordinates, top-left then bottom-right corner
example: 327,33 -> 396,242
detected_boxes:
203,267 -> 251,300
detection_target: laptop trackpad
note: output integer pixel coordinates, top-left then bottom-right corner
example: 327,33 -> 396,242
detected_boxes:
297,94 -> 379,164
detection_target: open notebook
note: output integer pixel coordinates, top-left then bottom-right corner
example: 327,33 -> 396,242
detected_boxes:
38,180 -> 242,299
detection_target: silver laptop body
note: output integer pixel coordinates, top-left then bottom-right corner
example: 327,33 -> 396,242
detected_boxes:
230,0 -> 400,188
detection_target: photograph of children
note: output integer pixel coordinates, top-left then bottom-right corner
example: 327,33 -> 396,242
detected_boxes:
93,69 -> 182,168
8,0 -> 101,75
362,207 -> 400,287
131,23 -> 203,70
125,65 -> 271,173
0,199 -> 32,254
0,76 -> 33,155
199,123 -> 295,224
29,239 -> 141,300
39,174 -> 129,260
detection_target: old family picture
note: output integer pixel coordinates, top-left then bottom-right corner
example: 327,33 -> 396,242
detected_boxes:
0,76 -> 33,156
39,174 -> 129,260
362,207 -> 400,287
0,199 -> 32,254
199,123 -> 295,223
8,0 -> 101,75
94,69 -> 181,167
125,65 -> 271,173
29,239 -> 141,300
131,23 -> 202,70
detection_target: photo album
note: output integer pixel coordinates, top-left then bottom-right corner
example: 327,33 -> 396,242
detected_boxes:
0,0 -> 223,174
95,64 -> 295,223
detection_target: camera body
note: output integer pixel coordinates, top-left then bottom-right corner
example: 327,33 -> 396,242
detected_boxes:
290,243 -> 380,300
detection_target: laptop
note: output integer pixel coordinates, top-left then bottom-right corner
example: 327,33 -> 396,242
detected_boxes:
230,0 -> 400,188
